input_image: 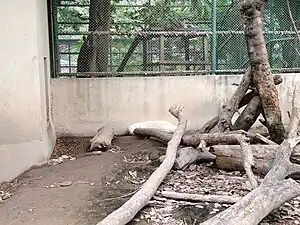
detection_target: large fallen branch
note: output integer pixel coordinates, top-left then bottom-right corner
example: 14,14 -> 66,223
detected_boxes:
212,144 -> 300,175
134,128 -> 251,147
237,137 -> 258,189
200,82 -> 300,225
200,75 -> 282,135
89,125 -> 114,152
96,104 -> 187,225
174,147 -> 216,170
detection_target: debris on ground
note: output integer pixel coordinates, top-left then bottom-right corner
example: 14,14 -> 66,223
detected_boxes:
48,154 -> 76,166
0,191 -> 12,202
1,136 -> 300,225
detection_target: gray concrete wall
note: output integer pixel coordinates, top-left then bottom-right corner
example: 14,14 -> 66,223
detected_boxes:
0,0 -> 55,182
51,74 -> 300,137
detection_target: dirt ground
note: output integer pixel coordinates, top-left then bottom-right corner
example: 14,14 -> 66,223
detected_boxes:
1,136 -> 300,225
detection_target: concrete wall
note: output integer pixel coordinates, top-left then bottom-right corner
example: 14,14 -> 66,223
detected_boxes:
0,0 -> 55,182
52,74 -> 300,137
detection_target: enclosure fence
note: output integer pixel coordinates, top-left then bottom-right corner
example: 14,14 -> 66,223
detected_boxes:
50,0 -> 300,78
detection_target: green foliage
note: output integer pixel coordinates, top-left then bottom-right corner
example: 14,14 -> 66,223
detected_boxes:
55,0 -> 299,73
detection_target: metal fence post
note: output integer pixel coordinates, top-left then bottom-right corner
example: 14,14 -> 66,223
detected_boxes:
211,0 -> 217,75
52,0 -> 59,77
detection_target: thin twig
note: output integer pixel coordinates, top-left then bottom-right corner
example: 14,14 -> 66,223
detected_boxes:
101,189 -> 139,202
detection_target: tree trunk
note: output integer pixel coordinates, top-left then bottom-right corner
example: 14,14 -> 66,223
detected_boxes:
241,0 -> 286,143
77,0 -> 111,72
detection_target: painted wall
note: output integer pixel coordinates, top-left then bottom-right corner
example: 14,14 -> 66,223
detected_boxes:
0,0 -> 55,182
51,74 -> 299,137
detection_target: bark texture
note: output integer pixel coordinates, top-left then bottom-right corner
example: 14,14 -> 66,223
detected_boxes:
241,0 -> 285,143
238,75 -> 282,109
238,138 -> 258,189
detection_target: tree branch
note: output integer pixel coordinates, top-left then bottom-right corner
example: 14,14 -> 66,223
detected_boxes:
96,104 -> 187,225
286,0 -> 300,55
238,138 -> 258,189
159,191 -> 241,204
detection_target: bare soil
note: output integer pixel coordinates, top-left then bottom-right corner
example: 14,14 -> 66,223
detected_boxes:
0,136 -> 300,225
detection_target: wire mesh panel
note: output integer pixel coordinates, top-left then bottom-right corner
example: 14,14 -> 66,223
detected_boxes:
51,0 -> 300,77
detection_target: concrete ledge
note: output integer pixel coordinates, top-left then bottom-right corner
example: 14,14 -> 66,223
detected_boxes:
0,140 -> 52,183
51,74 -> 300,137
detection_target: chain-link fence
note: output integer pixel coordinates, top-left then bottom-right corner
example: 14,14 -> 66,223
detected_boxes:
50,0 -> 300,78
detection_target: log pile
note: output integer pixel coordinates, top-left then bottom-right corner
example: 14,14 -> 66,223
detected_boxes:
132,72 -> 285,174
91,80 -> 300,225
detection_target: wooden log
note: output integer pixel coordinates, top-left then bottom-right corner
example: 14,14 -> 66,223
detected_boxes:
96,105 -> 187,225
200,179 -> 300,225
133,128 -> 246,147
201,82 -> 300,225
233,75 -> 283,132
255,133 -> 277,145
233,95 -> 262,131
88,125 -> 114,152
233,74 -> 283,132
210,69 -> 252,133
183,132 -> 245,147
174,147 -> 216,170
159,191 -> 241,204
212,145 -> 274,174
238,138 -> 258,189
128,121 -> 176,135
133,128 -> 173,143
211,144 -> 300,175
